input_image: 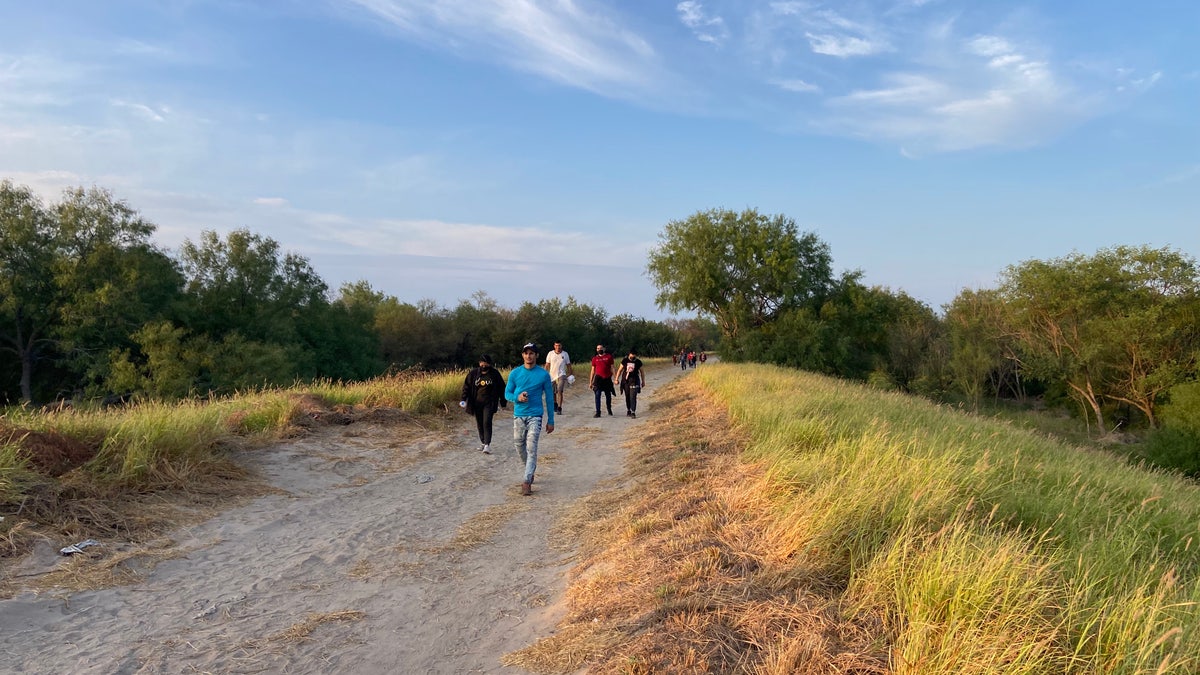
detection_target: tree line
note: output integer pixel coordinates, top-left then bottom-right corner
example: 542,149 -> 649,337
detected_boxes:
0,180 -> 704,406
648,208 -> 1200,470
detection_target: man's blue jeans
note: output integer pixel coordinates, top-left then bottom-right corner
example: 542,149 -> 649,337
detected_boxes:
513,416 -> 542,484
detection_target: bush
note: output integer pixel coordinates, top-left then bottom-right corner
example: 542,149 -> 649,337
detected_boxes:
1161,382 -> 1200,433
1139,427 -> 1200,477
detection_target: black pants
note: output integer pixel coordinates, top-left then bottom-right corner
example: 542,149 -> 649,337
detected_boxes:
473,405 -> 496,444
624,384 -> 640,413
593,380 -> 614,412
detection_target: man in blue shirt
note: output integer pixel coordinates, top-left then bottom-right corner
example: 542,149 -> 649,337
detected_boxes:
504,342 -> 556,495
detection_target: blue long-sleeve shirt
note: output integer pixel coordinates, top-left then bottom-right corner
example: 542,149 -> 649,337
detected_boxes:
505,364 -> 555,424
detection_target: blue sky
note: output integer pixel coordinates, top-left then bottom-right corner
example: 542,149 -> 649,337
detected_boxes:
2,1 -> 1197,320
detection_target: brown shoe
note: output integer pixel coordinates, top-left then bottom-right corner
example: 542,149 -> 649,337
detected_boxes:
521,482 -> 532,496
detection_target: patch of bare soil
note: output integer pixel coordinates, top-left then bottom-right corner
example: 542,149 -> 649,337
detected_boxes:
0,365 -> 684,673
0,423 -> 97,476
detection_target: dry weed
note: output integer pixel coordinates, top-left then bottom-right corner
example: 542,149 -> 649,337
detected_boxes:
240,610 -> 366,649
505,376 -> 889,674
18,538 -> 186,596
424,501 -> 532,554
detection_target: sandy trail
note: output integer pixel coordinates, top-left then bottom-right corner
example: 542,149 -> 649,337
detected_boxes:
1,363 -> 683,674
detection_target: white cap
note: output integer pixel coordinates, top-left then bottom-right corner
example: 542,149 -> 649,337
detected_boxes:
567,375 -> 576,385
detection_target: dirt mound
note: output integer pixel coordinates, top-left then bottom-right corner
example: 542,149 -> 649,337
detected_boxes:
0,424 -> 97,477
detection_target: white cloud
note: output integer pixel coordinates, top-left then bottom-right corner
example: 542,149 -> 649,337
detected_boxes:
676,1 -> 730,46
819,24 -> 1098,152
966,35 -> 1012,57
338,218 -> 585,261
806,32 -> 885,57
1116,70 -> 1162,93
111,100 -> 167,123
253,197 -> 289,207
773,78 -> 821,93
343,0 -> 662,98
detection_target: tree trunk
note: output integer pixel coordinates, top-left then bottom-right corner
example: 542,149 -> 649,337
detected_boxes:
1068,379 -> 1105,434
19,345 -> 34,405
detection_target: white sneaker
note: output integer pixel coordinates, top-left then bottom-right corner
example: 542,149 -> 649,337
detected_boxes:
482,444 -> 491,454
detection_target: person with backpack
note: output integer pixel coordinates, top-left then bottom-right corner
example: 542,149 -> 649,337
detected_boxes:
460,354 -> 506,454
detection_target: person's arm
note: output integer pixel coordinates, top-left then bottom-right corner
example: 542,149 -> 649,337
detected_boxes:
589,363 -> 597,389
462,371 -> 472,402
543,372 -> 556,429
495,372 -> 507,407
566,354 -> 573,377
505,369 -> 519,403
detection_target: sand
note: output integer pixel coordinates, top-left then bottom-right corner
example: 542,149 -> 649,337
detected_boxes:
0,363 -> 683,674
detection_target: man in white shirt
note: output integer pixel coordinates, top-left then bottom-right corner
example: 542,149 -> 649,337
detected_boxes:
543,341 -> 573,414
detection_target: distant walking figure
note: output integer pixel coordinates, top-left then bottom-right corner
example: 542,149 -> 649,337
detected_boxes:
461,354 -> 506,454
544,341 -> 573,414
618,348 -> 646,419
590,343 -> 616,417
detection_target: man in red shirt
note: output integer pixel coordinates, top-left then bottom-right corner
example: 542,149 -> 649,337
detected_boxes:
589,343 -> 617,417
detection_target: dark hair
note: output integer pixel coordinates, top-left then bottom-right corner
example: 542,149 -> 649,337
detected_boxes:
480,354 -> 494,365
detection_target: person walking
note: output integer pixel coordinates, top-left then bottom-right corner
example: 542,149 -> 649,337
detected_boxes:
460,354 -> 506,454
618,348 -> 646,418
506,342 -> 555,495
544,341 -> 573,414
589,343 -> 616,417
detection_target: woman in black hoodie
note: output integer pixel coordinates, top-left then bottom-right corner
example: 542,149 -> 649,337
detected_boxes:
461,354 -> 507,454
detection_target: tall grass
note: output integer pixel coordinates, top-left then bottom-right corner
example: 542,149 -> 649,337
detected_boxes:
1,370 -> 464,489
696,363 -> 1200,673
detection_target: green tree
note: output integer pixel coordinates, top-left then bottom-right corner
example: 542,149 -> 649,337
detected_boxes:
0,181 -> 57,403
52,187 -> 185,390
374,298 -> 452,369
944,289 -> 1010,409
882,291 -> 939,392
1001,246 -> 1200,431
646,208 -> 834,357
0,182 -> 182,403
179,228 -> 327,345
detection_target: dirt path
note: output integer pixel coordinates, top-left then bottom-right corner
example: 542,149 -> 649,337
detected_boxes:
1,362 -> 686,674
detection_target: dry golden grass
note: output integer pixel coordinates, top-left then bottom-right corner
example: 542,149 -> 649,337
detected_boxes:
240,610 -> 366,649
424,501 -> 533,554
0,466 -> 272,598
504,376 -> 888,675
12,537 -> 187,597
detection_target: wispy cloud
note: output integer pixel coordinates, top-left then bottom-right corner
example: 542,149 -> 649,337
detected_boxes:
111,99 -> 168,123
343,0 -> 662,97
772,78 -> 821,93
676,1 -> 729,46
817,26 -> 1095,152
805,32 -> 886,57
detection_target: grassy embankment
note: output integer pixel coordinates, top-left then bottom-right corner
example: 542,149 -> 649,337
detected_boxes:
0,370 -> 463,562
511,362 -> 1200,674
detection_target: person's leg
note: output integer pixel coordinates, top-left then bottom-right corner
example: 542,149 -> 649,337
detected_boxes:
625,386 -> 634,415
594,386 -> 602,415
481,406 -> 495,449
629,385 -> 639,415
513,416 -> 528,463
474,407 -> 488,445
553,378 -> 565,411
605,384 -> 613,415
522,417 -> 541,486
